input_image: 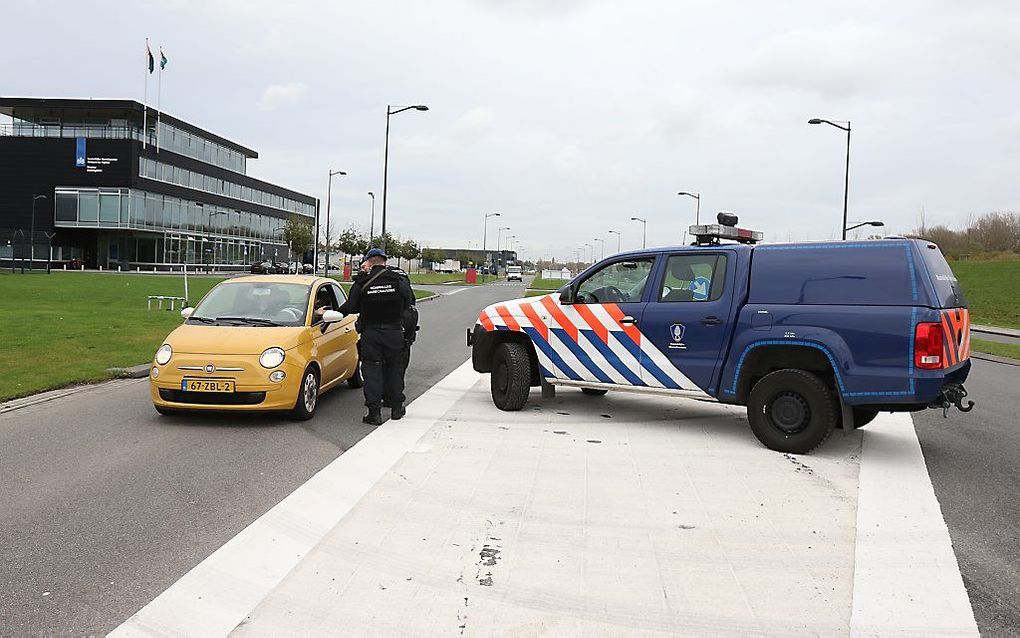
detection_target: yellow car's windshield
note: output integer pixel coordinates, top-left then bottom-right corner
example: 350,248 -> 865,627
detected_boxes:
191,282 -> 310,327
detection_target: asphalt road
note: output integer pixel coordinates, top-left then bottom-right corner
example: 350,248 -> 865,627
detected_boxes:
915,358 -> 1020,636
0,280 -> 526,635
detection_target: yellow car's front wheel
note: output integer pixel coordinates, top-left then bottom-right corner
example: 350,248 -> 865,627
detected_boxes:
292,366 -> 319,421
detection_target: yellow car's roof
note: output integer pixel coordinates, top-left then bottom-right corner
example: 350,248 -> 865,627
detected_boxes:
223,274 -> 332,286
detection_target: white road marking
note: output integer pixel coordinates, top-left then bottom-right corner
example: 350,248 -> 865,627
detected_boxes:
850,412 -> 978,636
442,288 -> 467,296
109,360 -> 481,638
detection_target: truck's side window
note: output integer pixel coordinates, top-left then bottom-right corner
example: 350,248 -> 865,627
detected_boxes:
576,258 -> 656,304
658,254 -> 727,302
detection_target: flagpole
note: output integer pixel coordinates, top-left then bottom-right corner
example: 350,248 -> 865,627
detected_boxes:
142,38 -> 149,150
156,49 -> 162,153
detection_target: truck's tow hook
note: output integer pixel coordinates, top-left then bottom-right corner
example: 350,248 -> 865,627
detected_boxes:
932,384 -> 975,418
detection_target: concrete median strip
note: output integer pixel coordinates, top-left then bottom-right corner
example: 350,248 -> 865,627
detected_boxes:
111,367 -> 979,636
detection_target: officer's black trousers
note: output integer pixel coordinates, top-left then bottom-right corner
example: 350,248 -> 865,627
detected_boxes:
358,327 -> 407,411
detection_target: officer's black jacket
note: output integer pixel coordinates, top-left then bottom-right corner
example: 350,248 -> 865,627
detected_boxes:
339,265 -> 415,326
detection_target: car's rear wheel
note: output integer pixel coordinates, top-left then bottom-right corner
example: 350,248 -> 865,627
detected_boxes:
747,369 -> 838,454
851,408 -> 879,429
491,342 -> 531,411
346,361 -> 364,389
581,388 -> 608,396
292,366 -> 319,421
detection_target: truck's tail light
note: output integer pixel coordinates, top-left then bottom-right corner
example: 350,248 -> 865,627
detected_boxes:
915,322 -> 944,369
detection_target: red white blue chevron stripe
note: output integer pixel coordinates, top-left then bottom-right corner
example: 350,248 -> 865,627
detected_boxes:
477,294 -> 701,391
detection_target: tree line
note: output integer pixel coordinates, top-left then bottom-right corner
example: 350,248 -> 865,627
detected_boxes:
911,211 -> 1020,260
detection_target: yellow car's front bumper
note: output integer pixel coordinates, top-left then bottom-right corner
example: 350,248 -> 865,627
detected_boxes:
149,352 -> 307,412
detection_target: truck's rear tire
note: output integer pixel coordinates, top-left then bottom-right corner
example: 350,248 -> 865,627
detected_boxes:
747,369 -> 838,454
852,408 -> 879,429
491,342 -> 531,411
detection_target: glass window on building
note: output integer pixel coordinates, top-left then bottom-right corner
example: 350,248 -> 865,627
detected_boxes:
55,191 -> 78,222
99,191 -> 120,224
79,191 -> 99,223
130,191 -> 144,226
120,191 -> 129,224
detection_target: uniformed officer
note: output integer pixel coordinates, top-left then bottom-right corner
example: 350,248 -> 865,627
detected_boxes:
339,248 -> 416,425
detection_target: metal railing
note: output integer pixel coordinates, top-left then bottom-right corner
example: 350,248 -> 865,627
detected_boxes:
0,122 -> 156,144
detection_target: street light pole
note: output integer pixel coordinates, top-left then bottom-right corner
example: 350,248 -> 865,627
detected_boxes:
496,226 -> 510,271
630,216 -> 647,249
482,212 -> 500,278
368,192 -> 376,244
381,104 -> 429,252
844,220 -> 884,234
30,194 -> 47,271
607,229 -> 620,254
677,191 -> 701,225
808,118 -> 852,240
593,237 -> 604,262
323,169 -> 346,275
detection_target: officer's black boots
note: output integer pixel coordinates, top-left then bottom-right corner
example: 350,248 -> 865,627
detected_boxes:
391,405 -> 406,420
362,409 -> 383,426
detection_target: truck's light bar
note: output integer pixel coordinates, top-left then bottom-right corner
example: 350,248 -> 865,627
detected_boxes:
690,224 -> 763,245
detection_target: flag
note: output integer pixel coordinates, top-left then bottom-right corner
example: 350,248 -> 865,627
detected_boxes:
159,47 -> 168,70
146,41 -> 154,73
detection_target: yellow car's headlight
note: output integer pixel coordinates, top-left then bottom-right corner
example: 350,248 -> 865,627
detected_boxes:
155,344 -> 172,365
259,347 -> 286,369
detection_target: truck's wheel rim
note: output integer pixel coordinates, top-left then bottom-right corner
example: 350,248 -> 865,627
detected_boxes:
494,361 -> 508,395
303,373 -> 318,413
770,392 -> 810,434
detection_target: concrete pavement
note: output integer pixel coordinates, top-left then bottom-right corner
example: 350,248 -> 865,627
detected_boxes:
116,366 -> 978,636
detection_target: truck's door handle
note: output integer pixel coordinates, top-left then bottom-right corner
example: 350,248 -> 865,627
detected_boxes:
620,315 -> 637,326
701,316 -> 723,326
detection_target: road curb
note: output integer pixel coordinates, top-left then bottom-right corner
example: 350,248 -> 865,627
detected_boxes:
415,292 -> 441,303
972,324 -> 1020,339
0,378 -> 141,415
107,363 -> 152,378
971,352 -> 1020,367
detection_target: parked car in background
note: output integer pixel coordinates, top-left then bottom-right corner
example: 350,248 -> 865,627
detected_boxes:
250,261 -> 274,274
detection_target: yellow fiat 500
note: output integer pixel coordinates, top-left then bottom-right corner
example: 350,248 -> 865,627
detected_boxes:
149,275 -> 361,420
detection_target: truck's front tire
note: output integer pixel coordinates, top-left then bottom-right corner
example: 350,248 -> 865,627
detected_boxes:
491,342 -> 531,411
747,369 -> 837,454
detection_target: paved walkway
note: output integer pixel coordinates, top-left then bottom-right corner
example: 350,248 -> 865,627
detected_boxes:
114,363 -> 977,636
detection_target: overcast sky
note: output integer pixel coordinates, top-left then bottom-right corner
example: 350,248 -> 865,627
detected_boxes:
4,0 -> 1019,260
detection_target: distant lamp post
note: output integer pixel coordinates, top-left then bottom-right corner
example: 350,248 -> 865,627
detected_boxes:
381,104 -> 429,252
845,220 -> 884,234
677,191 -> 701,225
323,169 -> 346,275
630,216 -> 647,249
607,229 -> 620,254
482,212 -> 500,276
496,226 -> 510,271
808,117 -> 852,240
367,192 -> 376,243
30,194 -> 47,270
593,237 -> 604,262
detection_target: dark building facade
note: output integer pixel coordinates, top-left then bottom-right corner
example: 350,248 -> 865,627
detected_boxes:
0,97 -> 316,269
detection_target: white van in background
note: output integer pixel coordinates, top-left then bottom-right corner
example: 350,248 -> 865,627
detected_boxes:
506,265 -> 523,281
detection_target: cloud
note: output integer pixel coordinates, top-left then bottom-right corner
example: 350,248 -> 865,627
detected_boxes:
256,82 -> 307,112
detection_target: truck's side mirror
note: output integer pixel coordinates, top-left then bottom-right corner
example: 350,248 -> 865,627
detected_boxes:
559,288 -> 575,305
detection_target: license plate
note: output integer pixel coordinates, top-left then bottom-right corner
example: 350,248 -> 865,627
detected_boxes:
181,379 -> 235,393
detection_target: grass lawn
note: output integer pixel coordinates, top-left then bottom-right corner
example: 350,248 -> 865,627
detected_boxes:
0,272 -> 224,401
950,261 -> 1020,329
528,277 -> 570,291
971,338 -> 1020,361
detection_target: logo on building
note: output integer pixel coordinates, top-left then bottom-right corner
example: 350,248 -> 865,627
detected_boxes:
75,137 -> 86,168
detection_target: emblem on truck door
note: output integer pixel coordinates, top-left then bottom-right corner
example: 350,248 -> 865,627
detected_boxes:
669,323 -> 687,350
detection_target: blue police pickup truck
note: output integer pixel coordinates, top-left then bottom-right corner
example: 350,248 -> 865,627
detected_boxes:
468,217 -> 973,454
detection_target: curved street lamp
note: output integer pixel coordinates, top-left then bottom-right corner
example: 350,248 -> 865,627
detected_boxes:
482,212 -> 500,276
845,220 -> 884,233
607,229 -> 620,254
322,169 -> 346,275
381,104 -> 429,251
630,216 -> 647,249
677,191 -> 701,225
808,118 -> 852,239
